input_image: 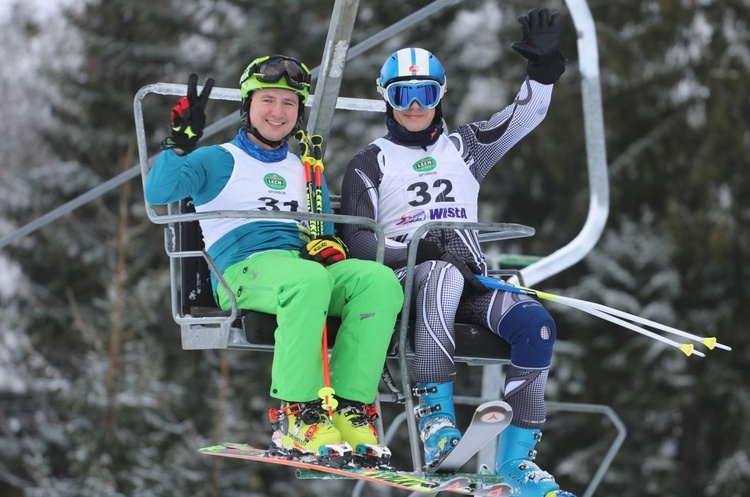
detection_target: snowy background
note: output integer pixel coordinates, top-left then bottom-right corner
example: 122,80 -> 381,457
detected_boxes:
1,0 -> 748,496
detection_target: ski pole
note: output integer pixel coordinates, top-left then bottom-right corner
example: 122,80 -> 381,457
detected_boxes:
310,134 -> 325,235
545,292 -> 730,351
308,133 -> 336,415
296,130 -> 336,417
478,275 -> 702,357
553,292 -> 704,357
296,130 -> 318,230
476,275 -> 730,356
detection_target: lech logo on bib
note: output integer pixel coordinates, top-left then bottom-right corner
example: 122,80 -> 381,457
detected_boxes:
412,157 -> 436,172
264,173 -> 287,190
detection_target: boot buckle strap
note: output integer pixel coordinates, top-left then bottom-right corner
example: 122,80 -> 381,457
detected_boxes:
412,385 -> 438,397
362,403 -> 380,424
414,403 -> 441,418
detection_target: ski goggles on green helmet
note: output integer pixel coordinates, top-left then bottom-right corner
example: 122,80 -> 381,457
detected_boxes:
377,79 -> 445,111
240,55 -> 311,99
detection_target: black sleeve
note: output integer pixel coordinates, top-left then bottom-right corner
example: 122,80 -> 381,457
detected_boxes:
340,143 -> 408,269
455,79 -> 553,184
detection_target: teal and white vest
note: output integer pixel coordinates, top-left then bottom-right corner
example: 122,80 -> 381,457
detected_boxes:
195,142 -> 309,250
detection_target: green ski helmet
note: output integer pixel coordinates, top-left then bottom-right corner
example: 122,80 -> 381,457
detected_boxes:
239,54 -> 312,146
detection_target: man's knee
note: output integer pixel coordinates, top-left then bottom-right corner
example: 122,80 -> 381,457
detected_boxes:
501,301 -> 556,368
280,262 -> 334,302
368,262 -> 404,310
347,259 -> 404,310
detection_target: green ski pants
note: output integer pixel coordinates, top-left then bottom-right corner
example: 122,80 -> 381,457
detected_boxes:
216,250 -> 403,403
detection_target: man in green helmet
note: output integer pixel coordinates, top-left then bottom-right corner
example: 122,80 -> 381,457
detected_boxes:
145,55 -> 403,456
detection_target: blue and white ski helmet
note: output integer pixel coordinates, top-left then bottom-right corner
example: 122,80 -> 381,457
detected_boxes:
377,47 -> 447,89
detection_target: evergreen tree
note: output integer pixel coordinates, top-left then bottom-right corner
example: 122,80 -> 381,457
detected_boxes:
1,1 -> 225,495
551,1 -> 750,495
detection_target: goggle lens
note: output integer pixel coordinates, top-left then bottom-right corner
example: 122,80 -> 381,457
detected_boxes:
253,57 -> 311,90
384,80 -> 442,110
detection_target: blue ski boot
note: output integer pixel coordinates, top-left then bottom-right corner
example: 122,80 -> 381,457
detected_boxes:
495,425 -> 576,497
414,382 -> 462,467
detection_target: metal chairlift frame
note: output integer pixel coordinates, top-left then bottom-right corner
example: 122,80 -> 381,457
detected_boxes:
134,77 -> 540,445
131,1 -> 621,496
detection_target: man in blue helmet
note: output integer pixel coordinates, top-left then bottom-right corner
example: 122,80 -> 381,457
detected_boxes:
145,55 -> 402,457
340,8 -> 574,497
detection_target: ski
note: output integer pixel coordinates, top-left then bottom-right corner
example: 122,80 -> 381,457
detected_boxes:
297,468 -> 513,496
429,473 -> 514,497
429,400 -> 513,473
199,442 -> 510,495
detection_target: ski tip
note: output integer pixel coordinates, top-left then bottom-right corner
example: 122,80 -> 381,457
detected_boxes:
476,400 -> 512,411
478,409 -> 511,425
198,444 -> 228,453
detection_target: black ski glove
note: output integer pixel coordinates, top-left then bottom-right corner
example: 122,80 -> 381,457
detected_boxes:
441,251 -> 490,294
162,74 -> 215,153
512,8 -> 566,85
414,239 -> 445,265
413,239 -> 489,294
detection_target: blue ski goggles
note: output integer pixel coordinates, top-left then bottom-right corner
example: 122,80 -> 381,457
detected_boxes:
378,79 -> 445,110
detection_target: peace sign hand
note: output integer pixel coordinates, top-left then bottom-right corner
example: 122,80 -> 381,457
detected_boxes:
165,74 -> 215,153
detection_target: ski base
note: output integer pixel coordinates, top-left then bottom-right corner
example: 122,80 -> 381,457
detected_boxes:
298,468 -> 512,496
199,442 -> 512,495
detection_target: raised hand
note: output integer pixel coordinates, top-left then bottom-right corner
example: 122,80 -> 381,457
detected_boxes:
511,8 -> 565,85
164,74 -> 215,153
